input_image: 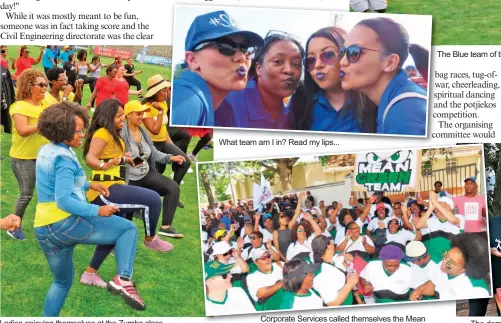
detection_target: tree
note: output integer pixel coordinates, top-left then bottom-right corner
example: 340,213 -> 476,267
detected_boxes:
198,163 -> 232,206
233,158 -> 300,191
198,164 -> 215,207
173,62 -> 185,80
484,144 -> 501,215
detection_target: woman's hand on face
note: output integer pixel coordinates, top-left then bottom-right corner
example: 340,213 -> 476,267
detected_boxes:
170,155 -> 185,165
90,182 -> 110,197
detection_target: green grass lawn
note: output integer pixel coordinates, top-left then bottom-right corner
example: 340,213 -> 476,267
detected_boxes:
0,132 -> 212,317
358,0 -> 501,45
5,45 -> 172,105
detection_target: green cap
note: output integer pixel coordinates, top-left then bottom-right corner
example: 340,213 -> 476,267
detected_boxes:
204,261 -> 235,281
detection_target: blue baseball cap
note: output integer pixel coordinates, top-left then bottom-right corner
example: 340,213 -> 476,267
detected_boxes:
185,10 -> 264,51
406,199 -> 418,208
464,176 -> 476,183
263,213 -> 273,221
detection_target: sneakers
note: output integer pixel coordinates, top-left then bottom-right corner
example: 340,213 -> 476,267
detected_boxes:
158,227 -> 184,238
188,153 -> 198,163
80,271 -> 107,288
107,275 -> 146,311
144,236 -> 174,252
7,227 -> 26,240
187,167 -> 194,174
177,201 -> 185,208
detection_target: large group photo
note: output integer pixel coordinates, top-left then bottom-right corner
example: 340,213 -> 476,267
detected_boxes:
0,44 -> 213,316
170,5 -> 431,137
197,144 -> 492,316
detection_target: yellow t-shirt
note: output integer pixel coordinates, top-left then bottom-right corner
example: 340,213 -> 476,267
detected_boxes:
86,127 -> 126,202
144,101 -> 168,142
9,101 -> 49,159
41,91 -> 75,109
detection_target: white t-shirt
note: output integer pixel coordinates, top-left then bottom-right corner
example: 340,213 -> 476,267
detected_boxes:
426,214 -> 464,235
342,235 -> 375,254
360,260 -> 412,301
246,262 -> 284,302
286,235 -> 315,260
367,217 -> 391,232
432,267 -> 490,300
259,227 -> 274,242
385,229 -> 416,246
409,258 -> 442,289
313,262 -> 348,304
205,287 -> 256,316
287,291 -> 324,310
335,218 -> 365,245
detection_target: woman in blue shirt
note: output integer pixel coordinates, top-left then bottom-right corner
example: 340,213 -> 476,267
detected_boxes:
171,10 -> 264,126
288,27 -> 376,132
42,45 -> 56,74
35,102 -> 145,315
215,31 -> 304,129
339,18 -> 428,136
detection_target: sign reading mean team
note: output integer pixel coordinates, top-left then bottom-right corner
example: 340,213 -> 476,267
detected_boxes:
354,150 -> 421,192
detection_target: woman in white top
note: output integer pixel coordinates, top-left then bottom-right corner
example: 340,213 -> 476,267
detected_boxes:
336,221 -> 375,261
89,56 -> 108,78
286,212 -> 323,261
280,259 -> 323,310
311,235 -> 359,306
410,232 -> 490,301
75,49 -> 98,98
211,240 -> 249,275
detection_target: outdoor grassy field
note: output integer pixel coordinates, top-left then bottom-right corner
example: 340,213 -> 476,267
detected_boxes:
353,0 -> 501,45
1,45 -> 211,317
0,134 -> 211,315
5,45 -> 172,105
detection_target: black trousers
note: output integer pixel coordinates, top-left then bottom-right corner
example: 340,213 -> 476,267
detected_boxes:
153,141 -> 190,184
168,127 -> 192,153
129,169 -> 180,227
468,255 -> 501,316
125,76 -> 142,91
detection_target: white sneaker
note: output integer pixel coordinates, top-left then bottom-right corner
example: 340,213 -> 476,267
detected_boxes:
187,168 -> 193,174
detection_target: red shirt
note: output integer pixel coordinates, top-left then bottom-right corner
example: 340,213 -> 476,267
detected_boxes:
0,58 -> 9,70
95,76 -> 115,107
14,57 -> 36,77
114,78 -> 129,105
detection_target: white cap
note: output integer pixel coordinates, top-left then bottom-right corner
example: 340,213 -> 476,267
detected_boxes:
405,241 -> 427,259
251,248 -> 270,261
212,241 -> 232,256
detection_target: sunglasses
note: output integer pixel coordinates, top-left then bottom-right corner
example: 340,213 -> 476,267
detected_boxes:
340,45 -> 393,64
32,82 -> 48,88
348,227 -> 360,232
221,273 -> 230,279
222,250 -> 232,257
297,228 -> 305,233
389,221 -> 399,225
441,250 -> 455,269
303,51 -> 340,72
259,252 -> 272,261
1,49 -> 6,54
194,39 -> 257,59
249,236 -> 260,240
279,215 -> 287,219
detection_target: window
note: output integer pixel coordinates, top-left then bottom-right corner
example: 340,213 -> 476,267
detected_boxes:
446,157 -> 458,174
422,161 -> 432,176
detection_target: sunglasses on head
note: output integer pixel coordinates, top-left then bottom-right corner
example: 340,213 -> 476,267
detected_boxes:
303,50 -> 340,72
340,45 -> 393,64
194,39 -> 257,59
32,82 -> 48,88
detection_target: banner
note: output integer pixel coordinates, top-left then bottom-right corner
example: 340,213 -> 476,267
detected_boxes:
93,46 -> 134,59
135,53 -> 172,66
353,149 -> 421,192
253,173 -> 274,210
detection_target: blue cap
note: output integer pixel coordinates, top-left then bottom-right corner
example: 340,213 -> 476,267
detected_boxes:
263,213 -> 273,221
406,199 -> 418,208
185,10 -> 264,51
244,215 -> 252,223
464,176 -> 476,183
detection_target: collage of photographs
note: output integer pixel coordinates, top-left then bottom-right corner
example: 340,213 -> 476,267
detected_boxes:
0,0 -> 500,322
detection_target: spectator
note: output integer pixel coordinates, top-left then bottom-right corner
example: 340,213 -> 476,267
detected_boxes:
42,45 -> 56,74
453,176 -> 486,232
12,46 -> 43,81
42,67 -> 83,107
280,259 -> 323,310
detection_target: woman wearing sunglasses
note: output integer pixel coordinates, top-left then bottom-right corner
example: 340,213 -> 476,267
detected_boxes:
289,27 -> 376,132
381,218 -> 421,250
340,18 -> 428,136
171,10 -> 264,126
122,100 -> 186,238
12,46 -> 44,82
274,211 -> 292,262
410,232 -> 490,301
286,212 -> 323,261
79,99 -> 173,288
211,240 -> 249,275
215,30 -> 304,129
8,69 -> 49,241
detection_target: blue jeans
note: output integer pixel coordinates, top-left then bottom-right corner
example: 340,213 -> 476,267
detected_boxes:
35,214 -> 138,317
